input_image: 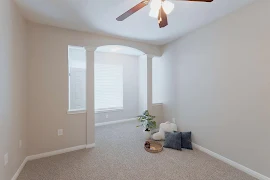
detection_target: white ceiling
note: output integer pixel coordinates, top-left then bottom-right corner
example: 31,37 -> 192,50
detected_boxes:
15,0 -> 255,45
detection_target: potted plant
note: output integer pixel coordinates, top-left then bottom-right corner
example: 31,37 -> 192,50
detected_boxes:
137,110 -> 156,140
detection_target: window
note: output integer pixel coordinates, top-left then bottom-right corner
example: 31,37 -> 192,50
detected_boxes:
95,64 -> 123,112
68,46 -> 86,112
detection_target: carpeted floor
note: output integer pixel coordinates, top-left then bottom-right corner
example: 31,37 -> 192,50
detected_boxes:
18,121 -> 256,180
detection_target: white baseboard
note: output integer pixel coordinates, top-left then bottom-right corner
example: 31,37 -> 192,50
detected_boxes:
12,144 -> 95,180
192,143 -> 270,180
95,118 -> 137,127
27,144 -> 88,161
11,157 -> 28,180
86,143 -> 95,149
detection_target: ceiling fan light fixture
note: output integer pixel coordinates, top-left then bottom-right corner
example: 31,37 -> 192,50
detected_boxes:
150,0 -> 162,11
162,0 -> 174,15
116,0 -> 213,27
149,8 -> 159,18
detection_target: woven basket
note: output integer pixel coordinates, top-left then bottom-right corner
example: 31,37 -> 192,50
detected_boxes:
144,141 -> 163,153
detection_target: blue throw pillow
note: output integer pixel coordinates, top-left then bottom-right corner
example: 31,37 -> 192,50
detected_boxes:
164,132 -> 182,151
181,132 -> 193,150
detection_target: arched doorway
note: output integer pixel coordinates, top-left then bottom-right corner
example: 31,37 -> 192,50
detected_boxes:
84,45 -> 156,148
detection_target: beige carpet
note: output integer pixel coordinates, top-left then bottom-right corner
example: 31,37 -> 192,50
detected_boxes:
18,121 -> 256,180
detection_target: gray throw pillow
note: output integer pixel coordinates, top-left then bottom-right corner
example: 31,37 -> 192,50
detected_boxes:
164,132 -> 182,151
181,132 -> 193,150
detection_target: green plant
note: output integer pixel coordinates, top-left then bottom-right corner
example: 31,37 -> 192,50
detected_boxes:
137,110 -> 156,131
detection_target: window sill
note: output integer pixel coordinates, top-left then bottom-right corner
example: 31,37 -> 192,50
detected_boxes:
95,108 -> 123,114
67,108 -> 123,114
152,103 -> 163,106
67,109 -> 86,115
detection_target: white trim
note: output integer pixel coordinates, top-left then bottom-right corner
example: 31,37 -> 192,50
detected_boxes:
86,143 -> 96,149
11,157 -> 28,180
12,144 -> 95,180
27,145 -> 88,161
67,109 -> 87,114
95,118 -> 137,127
192,143 -> 270,180
95,107 -> 123,114
152,103 -> 163,106
68,45 -> 85,50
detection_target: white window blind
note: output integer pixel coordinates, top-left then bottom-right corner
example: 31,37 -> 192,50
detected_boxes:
68,46 -> 86,111
69,68 -> 86,110
95,64 -> 123,111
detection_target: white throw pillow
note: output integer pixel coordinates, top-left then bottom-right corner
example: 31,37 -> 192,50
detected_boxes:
152,121 -> 177,140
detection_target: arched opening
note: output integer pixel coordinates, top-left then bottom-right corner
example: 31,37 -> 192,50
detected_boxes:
83,44 -> 160,147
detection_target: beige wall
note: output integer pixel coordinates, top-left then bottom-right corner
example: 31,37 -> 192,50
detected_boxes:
152,55 -> 176,122
0,0 -> 28,179
163,1 -> 270,177
27,23 -> 161,155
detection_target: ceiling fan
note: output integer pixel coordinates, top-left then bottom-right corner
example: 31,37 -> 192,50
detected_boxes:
116,0 -> 213,28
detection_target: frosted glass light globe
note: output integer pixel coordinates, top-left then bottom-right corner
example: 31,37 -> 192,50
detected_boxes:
149,8 -> 159,18
150,0 -> 162,11
162,1 -> 174,15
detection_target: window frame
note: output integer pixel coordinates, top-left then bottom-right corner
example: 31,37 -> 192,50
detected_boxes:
68,45 -> 87,113
94,107 -> 123,114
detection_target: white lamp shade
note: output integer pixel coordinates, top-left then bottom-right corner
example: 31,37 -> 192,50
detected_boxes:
150,0 -> 162,11
149,8 -> 159,18
162,1 -> 174,15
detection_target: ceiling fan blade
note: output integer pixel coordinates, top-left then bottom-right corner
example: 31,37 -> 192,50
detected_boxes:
158,6 -> 168,28
116,0 -> 150,21
175,0 -> 213,2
